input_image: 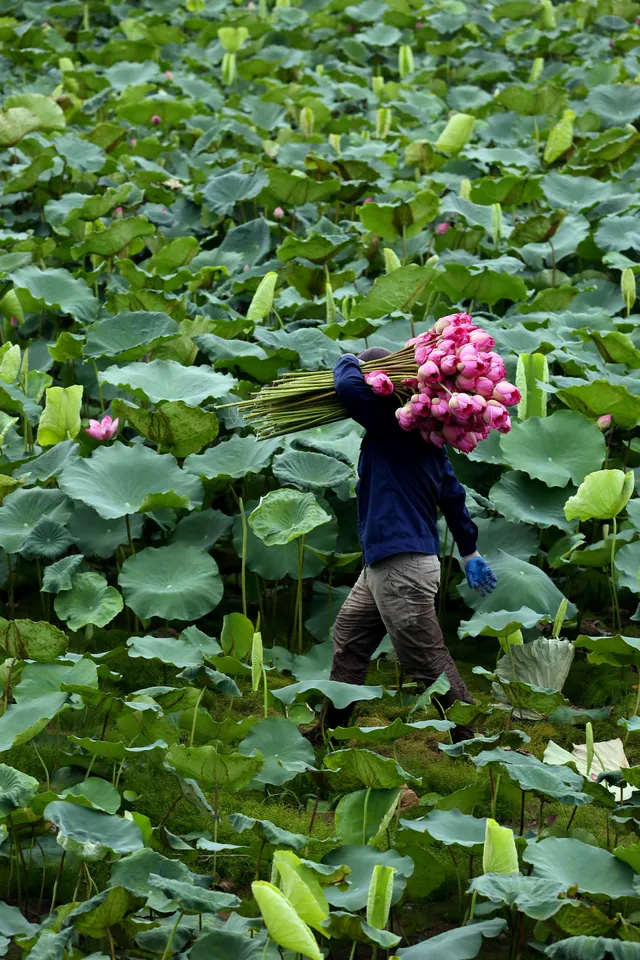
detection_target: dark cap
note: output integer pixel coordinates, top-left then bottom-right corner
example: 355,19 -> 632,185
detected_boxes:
357,346 -> 392,363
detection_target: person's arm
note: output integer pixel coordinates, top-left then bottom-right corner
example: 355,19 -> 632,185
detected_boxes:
439,456 -> 497,595
333,354 -> 397,433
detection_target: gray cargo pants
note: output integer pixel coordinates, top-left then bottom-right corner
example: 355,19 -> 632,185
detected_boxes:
331,552 -> 473,705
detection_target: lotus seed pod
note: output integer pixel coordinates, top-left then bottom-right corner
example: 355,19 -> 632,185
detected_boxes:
299,106 -> 314,137
540,0 -> 556,30
622,267 -> 636,316
398,44 -> 414,79
372,75 -> 384,95
376,107 -> 392,138
491,202 -> 502,245
222,51 -> 237,85
529,57 -> 544,83
459,177 -> 471,200
328,133 -> 341,154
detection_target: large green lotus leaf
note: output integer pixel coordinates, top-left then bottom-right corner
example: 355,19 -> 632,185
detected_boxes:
469,873 -> 567,921
0,617 -> 67,662
0,488 -> 71,553
4,92 -> 64,131
15,440 -> 79,486
0,106 -> 40,146
119,545 -> 222,621
263,168 -> 339,207
0,692 -> 68,750
0,900 -> 39,937
541,173 -> 613,212
555,379 -> 640,430
434,263 -> 528,305
574,634 -> 640,668
288,640 -> 334,682
0,764 -> 38,817
396,919 -> 507,959
68,505 -> 144,559
165,744 -> 263,792
335,787 -> 402,845
229,813 -> 310,850
252,328 -> 342,371
169,508 -> 232,550
60,777 -> 121,815
545,938 -> 640,959
114,400 -> 219,458
470,517 -> 539,564
587,86 -> 640,126
54,572 -> 123,631
100,359 -> 235,406
400,809 -> 487,850
36,384 -> 83,447
238,718 -> 315,786
109,848 -> 193,902
13,658 -> 97,702
69,736 -> 168,764
202,169 -> 269,215
42,556 -> 84,594
489,472 -> 576,531
272,450 -> 353,493
459,606 -> 546,639
127,627 -> 221,667
84,311 -> 179,361
59,443 -> 202,519
321,911 -> 401,949
185,435 -> 280,484
147,875 -> 240,914
564,469 -> 634,521
523,837 -> 636,899
471,749 -> 591,805
321,845 -> 413,911
351,264 -> 440,319
329,718 -> 453,743
458,550 -> 576,627
500,412 -> 605,488
44,800 -> 144,857
324,747 -> 420,789
20,516 -> 77,560
249,489 -> 332,546
271,680 -> 385,710
615,542 -> 640,594
9,265 -> 99,322
590,331 -> 640,369
190,930 -> 280,960
233,509 -> 336,581
71,216 -> 155,258
66,886 -> 137,938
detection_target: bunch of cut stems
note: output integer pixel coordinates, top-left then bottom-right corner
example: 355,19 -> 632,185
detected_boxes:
231,343 -> 425,439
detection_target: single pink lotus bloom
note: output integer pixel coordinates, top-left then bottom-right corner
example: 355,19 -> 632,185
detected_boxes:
416,20 -> 423,28
273,206 -> 284,220
396,404 -> 416,431
485,353 -> 506,382
469,329 -> 495,352
448,393 -> 474,420
347,22 -> 355,31
435,222 -> 451,236
402,377 -> 420,390
492,380 -> 521,406
410,393 -> 431,418
113,206 -> 123,217
414,344 -> 433,366
597,414 -> 612,430
130,138 -> 137,147
418,360 -> 442,385
474,376 -> 494,399
458,355 -> 487,378
151,114 -> 161,125
428,429 -> 447,447
482,399 -> 508,428
365,370 -> 394,396
456,431 -> 479,453
430,397 -> 451,422
86,414 -> 119,441
363,197 -> 374,203
440,354 -> 459,376
442,424 -> 466,445
165,70 -> 174,80
455,374 -> 479,392
10,315 -> 18,328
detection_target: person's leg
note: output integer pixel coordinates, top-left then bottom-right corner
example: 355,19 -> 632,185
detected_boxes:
324,568 -> 387,730
367,553 -> 474,737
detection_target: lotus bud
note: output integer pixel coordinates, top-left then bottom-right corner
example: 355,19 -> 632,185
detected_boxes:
165,70 -> 173,81
396,403 -> 416,430
86,414 -> 119,441
491,202 -> 502,245
418,360 -> 441,385
435,222 -> 450,235
529,57 -> 544,83
300,106 -> 314,137
459,177 -> 471,200
475,376 -> 495,398
469,329 -> 495,352
222,51 -> 237,85
151,114 -> 161,125
372,75 -> 385,95
113,206 -> 123,217
384,248 -> 402,274
365,371 -> 394,396
273,206 -> 284,220
492,380 -> 521,406
597,414 -> 612,431
585,721 -> 594,778
341,297 -> 353,320
130,138 -> 137,147
325,282 -> 336,324
376,107 -> 392,139
622,267 -> 636,316
429,429 -> 447,447
540,0 -> 556,30
399,44 -> 415,78
440,354 -> 459,375
328,133 -> 341,153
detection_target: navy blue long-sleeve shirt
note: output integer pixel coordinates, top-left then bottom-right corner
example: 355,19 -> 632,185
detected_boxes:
333,354 -> 478,566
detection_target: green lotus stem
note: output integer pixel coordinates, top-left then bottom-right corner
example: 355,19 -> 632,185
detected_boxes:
238,494 -> 248,618
295,535 -> 305,653
261,937 -> 271,960
49,849 -> 66,917
161,909 -> 184,960
610,515 -> 621,635
125,514 -> 136,556
362,786 -> 371,844
190,687 -> 205,748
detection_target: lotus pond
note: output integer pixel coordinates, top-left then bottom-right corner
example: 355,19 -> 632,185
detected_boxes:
0,0 -> 640,957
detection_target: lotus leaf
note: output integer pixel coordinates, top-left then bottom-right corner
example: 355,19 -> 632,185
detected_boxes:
119,545 -> 222,621
238,717 -> 315,786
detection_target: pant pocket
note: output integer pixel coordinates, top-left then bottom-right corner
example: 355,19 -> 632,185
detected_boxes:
385,554 -> 440,601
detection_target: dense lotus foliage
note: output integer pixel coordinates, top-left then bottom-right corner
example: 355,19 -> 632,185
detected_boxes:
0,0 -> 638,957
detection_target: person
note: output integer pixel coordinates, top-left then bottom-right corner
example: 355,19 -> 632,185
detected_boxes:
313,346 -> 497,743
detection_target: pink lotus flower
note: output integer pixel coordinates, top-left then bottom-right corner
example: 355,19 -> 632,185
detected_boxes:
165,70 -> 173,80
430,397 -> 451,422
274,206 -> 284,220
86,414 -> 119,441
396,404 -> 417,431
363,197 -> 374,203
442,424 -> 466,445
416,20 -> 423,28
456,431 -> 479,453
347,23 -> 355,31
597,414 -> 612,430
457,355 -> 487,378
113,206 -> 123,217
485,354 -> 506,383
414,344 -> 433,365
10,315 -> 18,328
402,377 -> 420,390
435,222 -> 451,235
492,380 -> 521,406
482,400 -> 509,429
410,393 -> 431,418
455,374 -> 479,392
469,329 -> 495,352
130,138 -> 137,147
474,376 -> 495,398
151,114 -> 161,125
429,430 -> 447,447
365,370 -> 394,396
418,360 -> 441,385
440,354 -> 459,376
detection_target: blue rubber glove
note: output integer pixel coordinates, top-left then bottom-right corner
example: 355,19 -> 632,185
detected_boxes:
464,554 -> 498,596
